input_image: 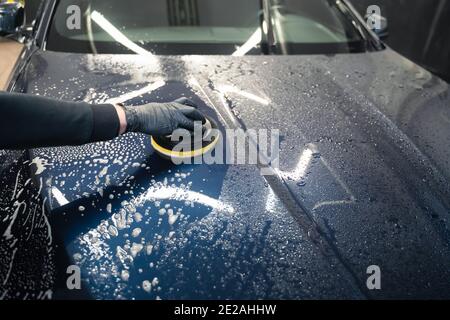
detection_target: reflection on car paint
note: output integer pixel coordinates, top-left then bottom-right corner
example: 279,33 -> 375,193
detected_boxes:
105,80 -> 165,105
275,144 -> 356,211
3,48 -> 450,299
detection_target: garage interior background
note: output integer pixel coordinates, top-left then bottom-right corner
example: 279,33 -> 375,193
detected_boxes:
14,0 -> 450,83
351,0 -> 450,83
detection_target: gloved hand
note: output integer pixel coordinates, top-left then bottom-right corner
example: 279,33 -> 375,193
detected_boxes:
122,98 -> 206,136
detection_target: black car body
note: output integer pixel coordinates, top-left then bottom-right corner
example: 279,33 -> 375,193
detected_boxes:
1,0 -> 450,300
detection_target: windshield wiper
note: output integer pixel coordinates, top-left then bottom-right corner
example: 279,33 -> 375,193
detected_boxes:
261,0 -> 275,54
338,0 -> 385,51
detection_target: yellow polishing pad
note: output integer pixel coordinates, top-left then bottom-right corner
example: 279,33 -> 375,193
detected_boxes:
151,116 -> 220,160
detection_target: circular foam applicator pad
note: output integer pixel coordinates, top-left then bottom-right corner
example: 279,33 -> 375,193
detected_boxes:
151,115 -> 220,161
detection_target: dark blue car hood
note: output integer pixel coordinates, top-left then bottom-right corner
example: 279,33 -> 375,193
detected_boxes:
2,48 -> 450,299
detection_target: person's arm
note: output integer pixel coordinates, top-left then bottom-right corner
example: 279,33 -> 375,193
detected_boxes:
0,92 -> 121,149
0,92 -> 204,150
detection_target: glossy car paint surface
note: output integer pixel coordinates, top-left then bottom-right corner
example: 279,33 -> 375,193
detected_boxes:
1,3 -> 450,300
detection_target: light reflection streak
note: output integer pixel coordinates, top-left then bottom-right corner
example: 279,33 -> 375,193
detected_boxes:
265,188 -> 277,213
283,149 -> 313,181
266,148 -> 313,212
105,80 -> 166,105
232,28 -> 262,56
90,11 -> 163,104
90,10 -> 154,57
51,187 -> 69,206
217,84 -> 270,106
139,186 -> 235,214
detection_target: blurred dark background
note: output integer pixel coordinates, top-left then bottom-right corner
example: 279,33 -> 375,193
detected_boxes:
351,0 -> 450,82
25,0 -> 41,21
23,0 -> 450,82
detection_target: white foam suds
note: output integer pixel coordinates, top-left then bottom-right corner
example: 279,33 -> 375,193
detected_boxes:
2,248 -> 18,286
134,212 -> 143,222
121,270 -> 130,281
130,243 -> 143,258
98,166 -> 109,178
41,198 -> 53,245
131,228 -> 141,238
10,169 -> 21,201
168,213 -> 179,226
108,225 -> 118,237
3,201 -> 25,240
30,157 -> 50,175
142,280 -> 152,293
146,244 -> 153,255
93,158 -> 109,164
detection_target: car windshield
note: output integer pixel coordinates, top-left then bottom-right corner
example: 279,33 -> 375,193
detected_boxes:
46,0 -> 371,55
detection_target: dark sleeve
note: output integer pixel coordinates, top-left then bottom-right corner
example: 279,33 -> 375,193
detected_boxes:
0,92 -> 120,150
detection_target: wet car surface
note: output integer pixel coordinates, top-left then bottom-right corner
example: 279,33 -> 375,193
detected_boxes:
1,1 -> 450,300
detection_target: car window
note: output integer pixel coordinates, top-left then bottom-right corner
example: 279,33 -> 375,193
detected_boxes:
269,0 -> 368,54
46,0 -> 370,55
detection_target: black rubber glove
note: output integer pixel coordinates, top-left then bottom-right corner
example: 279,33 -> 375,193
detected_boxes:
123,98 -> 206,136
